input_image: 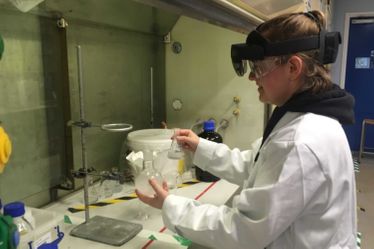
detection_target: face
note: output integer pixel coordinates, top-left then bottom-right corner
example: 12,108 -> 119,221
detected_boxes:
248,57 -> 296,106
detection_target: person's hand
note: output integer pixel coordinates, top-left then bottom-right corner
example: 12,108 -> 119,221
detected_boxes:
135,178 -> 169,209
175,129 -> 199,152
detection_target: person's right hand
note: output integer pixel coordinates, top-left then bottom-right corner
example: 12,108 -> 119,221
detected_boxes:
175,129 -> 199,152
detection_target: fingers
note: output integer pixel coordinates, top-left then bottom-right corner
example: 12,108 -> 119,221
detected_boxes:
170,129 -> 199,152
176,135 -> 198,152
136,180 -> 169,210
177,138 -> 193,150
172,129 -> 193,142
149,178 -> 166,195
135,189 -> 154,205
162,180 -> 169,191
177,129 -> 193,136
172,129 -> 192,138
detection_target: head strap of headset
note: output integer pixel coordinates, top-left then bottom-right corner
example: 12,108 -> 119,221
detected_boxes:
231,12 -> 341,76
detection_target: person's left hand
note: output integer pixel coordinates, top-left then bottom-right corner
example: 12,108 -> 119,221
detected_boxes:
135,178 -> 169,209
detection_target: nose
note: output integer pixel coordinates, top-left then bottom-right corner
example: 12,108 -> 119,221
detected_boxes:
248,72 -> 256,81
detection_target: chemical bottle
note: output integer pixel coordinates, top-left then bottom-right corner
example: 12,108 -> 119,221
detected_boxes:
3,202 -> 33,249
135,151 -> 163,196
196,120 -> 222,182
0,214 -> 19,249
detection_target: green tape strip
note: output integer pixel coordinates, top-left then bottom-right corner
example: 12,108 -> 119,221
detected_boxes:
148,234 -> 157,241
64,215 -> 72,224
173,235 -> 192,246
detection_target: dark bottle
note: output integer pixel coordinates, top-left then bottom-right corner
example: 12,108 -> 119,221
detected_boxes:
195,120 -> 222,182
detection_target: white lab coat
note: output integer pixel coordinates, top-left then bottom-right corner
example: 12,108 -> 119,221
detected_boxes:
161,112 -> 357,249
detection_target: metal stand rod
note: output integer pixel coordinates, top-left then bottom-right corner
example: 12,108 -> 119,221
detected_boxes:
76,45 -> 90,222
70,45 -> 140,246
150,66 -> 154,128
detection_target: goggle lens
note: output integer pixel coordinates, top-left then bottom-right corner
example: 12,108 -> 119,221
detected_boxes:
248,58 -> 281,78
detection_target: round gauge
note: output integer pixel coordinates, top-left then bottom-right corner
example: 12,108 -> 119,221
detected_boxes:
172,99 -> 183,111
172,42 -> 182,54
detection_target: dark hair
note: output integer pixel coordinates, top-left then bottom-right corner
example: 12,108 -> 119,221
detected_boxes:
257,10 -> 332,93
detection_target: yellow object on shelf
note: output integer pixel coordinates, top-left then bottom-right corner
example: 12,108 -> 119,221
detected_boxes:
0,126 -> 12,173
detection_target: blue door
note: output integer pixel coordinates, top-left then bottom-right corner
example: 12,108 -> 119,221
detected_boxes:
344,17 -> 374,151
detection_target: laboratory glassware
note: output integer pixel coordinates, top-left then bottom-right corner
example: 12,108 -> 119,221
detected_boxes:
168,129 -> 184,160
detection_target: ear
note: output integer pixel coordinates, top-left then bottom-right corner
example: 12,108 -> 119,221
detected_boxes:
286,55 -> 303,81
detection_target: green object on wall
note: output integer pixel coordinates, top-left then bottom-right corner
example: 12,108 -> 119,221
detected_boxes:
0,34 -> 4,60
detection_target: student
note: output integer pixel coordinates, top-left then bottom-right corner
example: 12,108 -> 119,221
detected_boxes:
136,10 -> 357,249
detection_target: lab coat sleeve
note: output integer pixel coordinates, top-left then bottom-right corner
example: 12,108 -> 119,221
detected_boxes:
162,143 -> 327,249
192,138 -> 261,185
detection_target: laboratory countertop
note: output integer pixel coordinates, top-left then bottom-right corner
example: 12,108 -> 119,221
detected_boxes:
41,179 -> 239,249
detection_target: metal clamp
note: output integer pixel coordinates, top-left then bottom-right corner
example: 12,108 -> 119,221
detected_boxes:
68,120 -> 92,128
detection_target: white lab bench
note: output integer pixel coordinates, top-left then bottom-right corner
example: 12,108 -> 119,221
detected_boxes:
42,179 -> 239,249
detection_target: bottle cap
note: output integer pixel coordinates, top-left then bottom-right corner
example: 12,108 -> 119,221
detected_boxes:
3,201 -> 25,218
203,120 -> 215,131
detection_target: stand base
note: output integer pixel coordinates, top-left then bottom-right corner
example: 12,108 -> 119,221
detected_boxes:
70,215 -> 142,246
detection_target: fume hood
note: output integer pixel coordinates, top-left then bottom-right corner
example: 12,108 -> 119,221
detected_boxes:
230,0 -> 307,20
132,0 -> 313,33
2,0 -> 330,34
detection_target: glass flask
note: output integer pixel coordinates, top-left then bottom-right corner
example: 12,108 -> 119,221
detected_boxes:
135,158 -> 163,196
100,180 -> 113,199
87,176 -> 99,204
111,168 -> 124,194
168,129 -> 184,160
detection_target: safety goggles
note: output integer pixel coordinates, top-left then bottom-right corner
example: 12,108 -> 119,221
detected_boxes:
248,57 -> 282,79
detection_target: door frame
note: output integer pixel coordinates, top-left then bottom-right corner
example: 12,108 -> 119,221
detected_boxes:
340,11 -> 374,88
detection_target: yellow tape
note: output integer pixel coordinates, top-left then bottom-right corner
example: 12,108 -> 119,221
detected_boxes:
68,180 -> 199,213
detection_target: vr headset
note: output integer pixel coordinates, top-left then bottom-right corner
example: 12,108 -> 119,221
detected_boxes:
231,29 -> 341,76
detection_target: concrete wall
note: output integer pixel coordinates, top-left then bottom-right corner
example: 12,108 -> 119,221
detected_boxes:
0,10 -> 65,206
165,17 -> 264,150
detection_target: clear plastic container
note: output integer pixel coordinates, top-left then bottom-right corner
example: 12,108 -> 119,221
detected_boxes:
3,202 -> 34,249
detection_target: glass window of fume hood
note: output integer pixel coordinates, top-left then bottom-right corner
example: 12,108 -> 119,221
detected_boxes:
0,0 -> 178,206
